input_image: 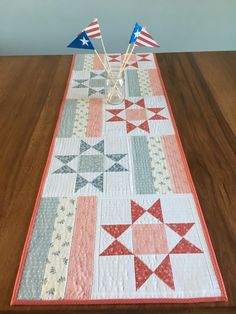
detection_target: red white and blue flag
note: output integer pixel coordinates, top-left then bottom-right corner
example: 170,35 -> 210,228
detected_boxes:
135,28 -> 160,48
67,31 -> 95,50
84,18 -> 102,39
129,22 -> 142,44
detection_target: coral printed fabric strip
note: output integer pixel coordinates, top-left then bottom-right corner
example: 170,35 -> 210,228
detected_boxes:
12,53 -> 226,305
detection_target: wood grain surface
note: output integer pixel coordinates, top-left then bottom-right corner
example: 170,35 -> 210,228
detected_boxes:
0,52 -> 235,313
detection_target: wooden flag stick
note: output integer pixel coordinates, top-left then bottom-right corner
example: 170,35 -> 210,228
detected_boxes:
100,37 -> 112,74
94,49 -> 109,72
120,44 -> 135,73
108,43 -> 132,99
94,50 -> 122,97
107,45 -> 135,101
101,37 -> 125,99
120,43 -> 131,72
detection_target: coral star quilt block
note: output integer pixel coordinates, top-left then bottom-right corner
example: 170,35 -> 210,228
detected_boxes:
11,53 -> 227,305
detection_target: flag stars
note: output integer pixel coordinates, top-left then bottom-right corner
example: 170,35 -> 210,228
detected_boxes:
80,36 -> 89,46
134,30 -> 141,38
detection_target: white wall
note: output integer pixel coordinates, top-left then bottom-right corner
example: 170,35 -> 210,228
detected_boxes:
0,0 -> 235,55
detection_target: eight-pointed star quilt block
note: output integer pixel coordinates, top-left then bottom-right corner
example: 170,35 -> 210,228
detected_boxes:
105,96 -> 175,136
43,137 -> 131,198
94,194 -> 220,299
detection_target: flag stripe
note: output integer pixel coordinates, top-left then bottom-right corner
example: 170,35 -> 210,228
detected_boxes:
84,19 -> 101,39
86,30 -> 101,38
135,29 -> 160,48
136,40 -> 153,47
86,26 -> 100,33
88,33 -> 102,38
86,20 -> 98,27
136,37 -> 159,47
88,34 -> 101,39
87,31 -> 101,37
139,33 -> 159,45
140,31 -> 153,40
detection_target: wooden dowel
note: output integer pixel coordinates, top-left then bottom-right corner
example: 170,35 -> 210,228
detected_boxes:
94,50 -> 122,97
101,37 -> 112,74
107,45 -> 135,101
120,43 -> 131,72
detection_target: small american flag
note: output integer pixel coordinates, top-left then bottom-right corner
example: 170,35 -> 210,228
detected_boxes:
67,31 -> 95,50
135,28 -> 160,48
84,18 -> 102,39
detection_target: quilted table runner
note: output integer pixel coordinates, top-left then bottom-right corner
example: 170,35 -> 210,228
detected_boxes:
11,53 -> 227,305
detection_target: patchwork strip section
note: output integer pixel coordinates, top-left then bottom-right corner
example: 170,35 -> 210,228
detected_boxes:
57,99 -> 103,138
148,136 -> 172,193
72,99 -> 89,136
65,196 -> 97,299
17,198 -> 59,299
131,136 -> 155,194
86,98 -> 103,137
162,135 -> 191,193
40,198 -> 77,299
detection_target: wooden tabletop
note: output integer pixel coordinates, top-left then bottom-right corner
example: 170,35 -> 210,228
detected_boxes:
0,52 -> 235,314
